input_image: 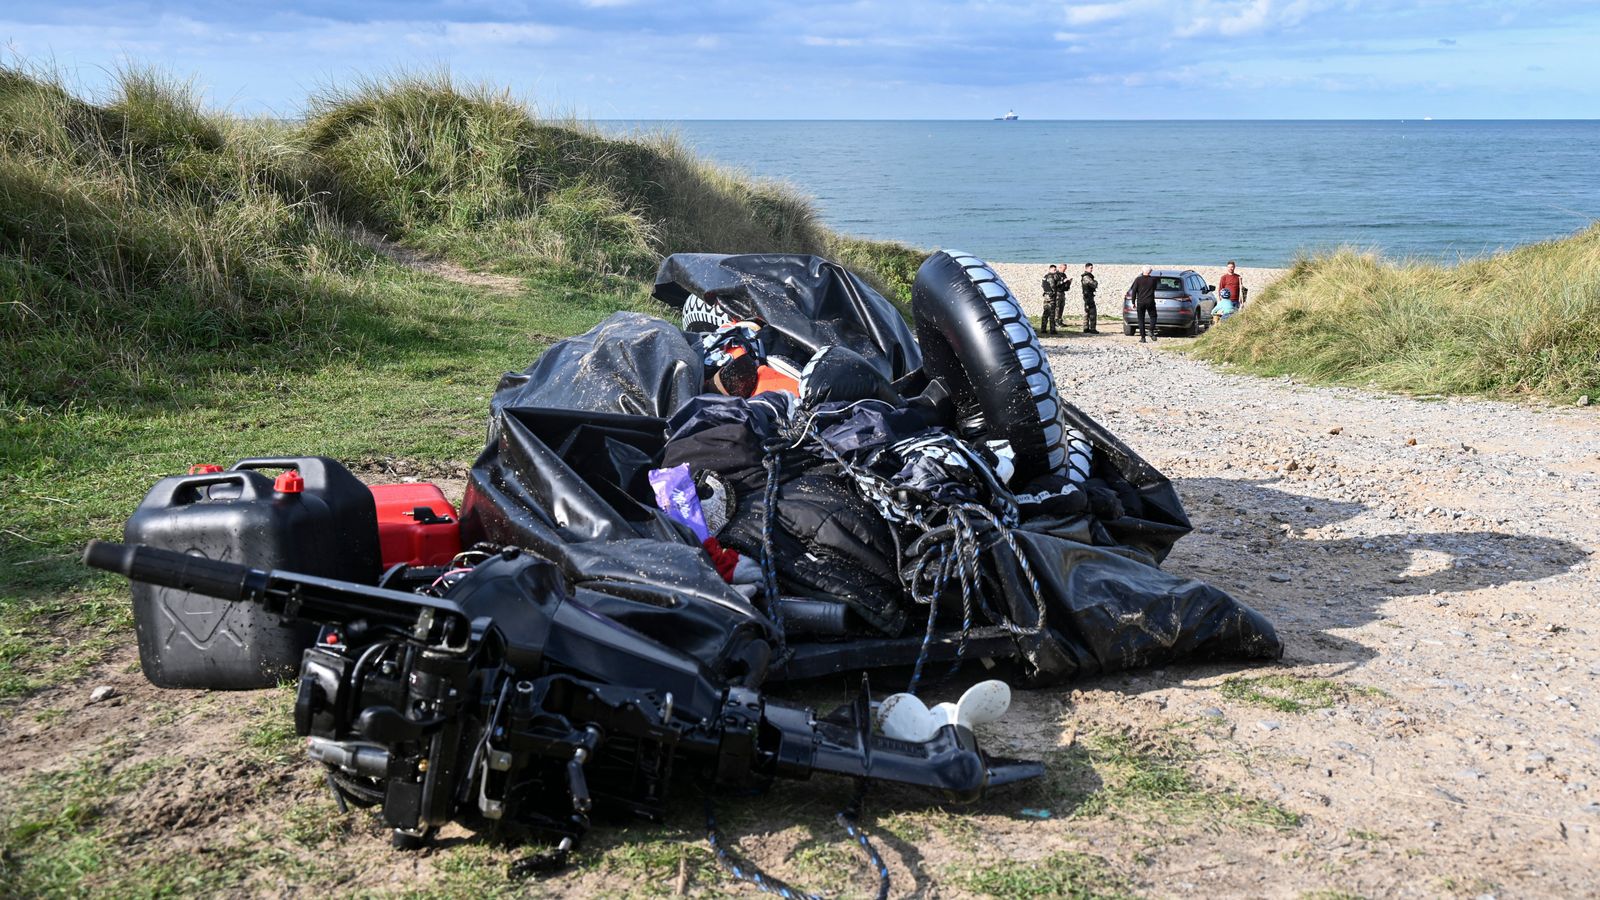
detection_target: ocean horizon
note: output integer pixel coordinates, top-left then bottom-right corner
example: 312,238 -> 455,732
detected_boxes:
598,119 -> 1600,267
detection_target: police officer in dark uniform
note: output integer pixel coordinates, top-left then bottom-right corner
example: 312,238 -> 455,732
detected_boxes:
1040,265 -> 1065,335
1079,262 -> 1099,333
1051,262 -> 1071,335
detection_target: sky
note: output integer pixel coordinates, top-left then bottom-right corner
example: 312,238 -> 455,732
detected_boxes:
4,1 -> 1599,119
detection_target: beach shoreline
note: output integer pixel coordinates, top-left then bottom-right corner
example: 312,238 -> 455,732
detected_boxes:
988,262 -> 1286,317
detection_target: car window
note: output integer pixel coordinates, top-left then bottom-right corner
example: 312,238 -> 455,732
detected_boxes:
1155,277 -> 1184,291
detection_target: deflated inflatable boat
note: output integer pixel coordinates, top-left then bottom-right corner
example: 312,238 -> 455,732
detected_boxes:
88,250 -> 1280,891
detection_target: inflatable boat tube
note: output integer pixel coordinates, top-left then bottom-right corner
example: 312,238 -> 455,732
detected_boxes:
911,250 -> 1091,485
680,293 -> 733,333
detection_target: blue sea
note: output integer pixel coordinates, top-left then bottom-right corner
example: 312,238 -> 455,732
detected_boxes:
602,120 -> 1600,267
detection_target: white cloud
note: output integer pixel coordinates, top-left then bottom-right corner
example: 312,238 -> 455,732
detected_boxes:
1173,0 -> 1335,38
1063,1 -> 1148,26
431,22 -> 560,45
802,36 -> 865,47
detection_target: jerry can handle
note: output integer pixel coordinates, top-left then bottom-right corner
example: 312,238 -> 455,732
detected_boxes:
230,457 -> 309,474
146,471 -> 268,508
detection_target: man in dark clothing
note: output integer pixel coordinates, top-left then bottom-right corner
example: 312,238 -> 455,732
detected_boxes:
1040,265 -> 1065,335
1051,262 -> 1071,335
1079,263 -> 1099,333
1129,266 -> 1159,342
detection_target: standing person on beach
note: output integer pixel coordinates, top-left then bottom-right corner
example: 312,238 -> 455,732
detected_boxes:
1079,263 -> 1099,333
1052,262 -> 1071,335
1219,261 -> 1244,309
1130,266 -> 1159,342
1040,265 -> 1064,335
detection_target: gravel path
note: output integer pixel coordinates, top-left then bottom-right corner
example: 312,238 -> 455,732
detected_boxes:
1003,328 -> 1600,895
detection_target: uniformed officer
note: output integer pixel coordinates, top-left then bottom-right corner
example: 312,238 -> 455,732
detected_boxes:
1050,262 -> 1071,335
1040,265 -> 1063,335
1079,263 -> 1099,333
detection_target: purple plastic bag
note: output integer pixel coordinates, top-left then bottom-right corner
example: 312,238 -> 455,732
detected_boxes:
649,464 -> 709,543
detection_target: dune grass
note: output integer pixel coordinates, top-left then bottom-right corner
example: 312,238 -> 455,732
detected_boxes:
0,64 -> 914,411
1192,229 -> 1600,403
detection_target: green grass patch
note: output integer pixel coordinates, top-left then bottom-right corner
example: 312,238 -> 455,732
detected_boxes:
952,850 -> 1131,900
587,825 -> 722,896
0,742 -> 175,897
1218,674 -> 1384,714
1191,232 -> 1600,402
1045,729 -> 1301,830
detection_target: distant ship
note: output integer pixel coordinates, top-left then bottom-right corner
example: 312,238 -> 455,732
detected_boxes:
994,110 -> 1019,121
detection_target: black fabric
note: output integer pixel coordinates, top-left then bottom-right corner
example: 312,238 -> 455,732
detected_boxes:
491,312 -> 704,420
1137,303 -> 1159,339
1130,274 -> 1158,304
798,345 -> 900,407
458,406 -> 776,684
987,527 -> 1283,684
652,253 -> 921,382
661,394 -> 799,493
718,471 -> 908,636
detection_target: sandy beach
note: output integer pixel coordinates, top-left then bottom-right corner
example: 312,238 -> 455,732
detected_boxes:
989,261 -> 1287,320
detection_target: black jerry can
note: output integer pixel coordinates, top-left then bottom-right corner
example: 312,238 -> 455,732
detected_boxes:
227,457 -> 382,584
124,459 -> 380,689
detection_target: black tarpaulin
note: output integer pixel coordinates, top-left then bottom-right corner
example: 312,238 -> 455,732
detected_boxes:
491,312 -> 704,419
460,261 -> 1280,688
652,253 -> 922,382
459,405 -> 776,685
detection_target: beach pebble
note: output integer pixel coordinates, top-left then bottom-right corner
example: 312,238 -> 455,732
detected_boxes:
1257,720 -> 1281,732
89,685 -> 117,703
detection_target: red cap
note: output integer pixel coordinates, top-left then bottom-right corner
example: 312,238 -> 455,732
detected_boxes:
274,470 -> 305,494
188,464 -> 224,474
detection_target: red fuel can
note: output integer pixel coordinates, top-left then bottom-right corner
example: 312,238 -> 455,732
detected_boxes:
369,483 -> 462,568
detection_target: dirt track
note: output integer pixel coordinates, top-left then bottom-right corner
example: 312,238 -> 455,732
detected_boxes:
1024,327 -> 1600,895
3,326 -> 1597,898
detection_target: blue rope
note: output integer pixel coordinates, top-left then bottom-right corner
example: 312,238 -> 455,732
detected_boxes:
705,788 -> 892,900
706,794 -> 822,900
838,781 -> 891,900
904,548 -> 948,697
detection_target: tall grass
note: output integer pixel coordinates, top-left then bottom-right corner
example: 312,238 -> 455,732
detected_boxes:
1193,228 -> 1600,402
0,66 -> 363,404
0,65 -> 922,407
303,72 -> 829,277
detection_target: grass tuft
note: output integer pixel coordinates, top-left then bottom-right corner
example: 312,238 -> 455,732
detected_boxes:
1218,674 -> 1384,714
1045,729 -> 1301,830
952,850 -> 1131,900
1192,231 -> 1600,402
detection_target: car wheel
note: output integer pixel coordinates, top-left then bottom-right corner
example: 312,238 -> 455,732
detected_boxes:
1122,323 -> 1134,336
1185,319 -> 1199,337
